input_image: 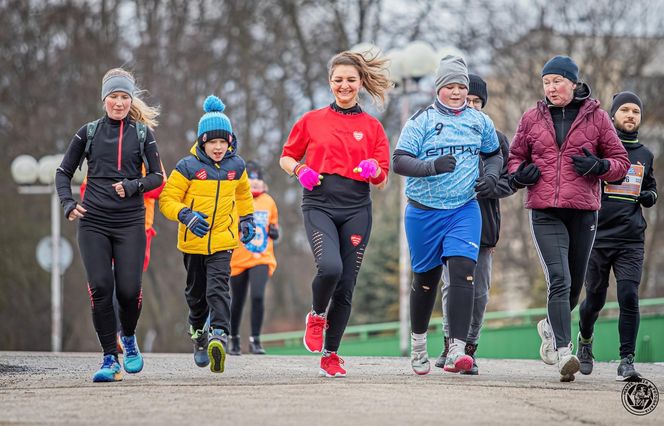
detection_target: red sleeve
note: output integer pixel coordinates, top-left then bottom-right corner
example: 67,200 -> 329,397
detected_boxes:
370,122 -> 390,184
143,161 -> 166,200
281,116 -> 309,161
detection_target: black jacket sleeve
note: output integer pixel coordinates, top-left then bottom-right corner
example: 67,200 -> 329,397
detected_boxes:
55,125 -> 86,217
135,127 -> 164,192
492,131 -> 515,198
392,149 -> 436,177
641,150 -> 658,207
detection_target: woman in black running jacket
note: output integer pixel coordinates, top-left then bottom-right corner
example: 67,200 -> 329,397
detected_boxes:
55,68 -> 163,382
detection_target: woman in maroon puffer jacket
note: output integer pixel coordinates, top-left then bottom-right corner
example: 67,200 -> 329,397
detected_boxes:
508,55 -> 630,382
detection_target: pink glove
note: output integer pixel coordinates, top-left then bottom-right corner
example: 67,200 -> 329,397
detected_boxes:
294,164 -> 323,191
353,159 -> 380,179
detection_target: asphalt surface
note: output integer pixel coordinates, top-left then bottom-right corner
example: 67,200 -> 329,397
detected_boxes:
1,352 -> 662,425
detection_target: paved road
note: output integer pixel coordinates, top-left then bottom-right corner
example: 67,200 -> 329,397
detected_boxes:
1,352 -> 662,425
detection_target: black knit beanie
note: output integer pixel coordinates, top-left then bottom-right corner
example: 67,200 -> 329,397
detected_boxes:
541,55 -> 579,83
610,91 -> 643,118
468,74 -> 488,108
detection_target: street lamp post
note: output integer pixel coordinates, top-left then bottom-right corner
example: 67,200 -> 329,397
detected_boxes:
11,154 -> 82,352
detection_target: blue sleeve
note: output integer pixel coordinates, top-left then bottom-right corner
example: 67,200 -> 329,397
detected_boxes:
480,114 -> 499,154
395,115 -> 424,157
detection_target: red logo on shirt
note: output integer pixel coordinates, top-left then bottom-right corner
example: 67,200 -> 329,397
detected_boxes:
353,131 -> 364,141
195,169 -> 207,180
350,234 -> 362,247
227,170 -> 236,180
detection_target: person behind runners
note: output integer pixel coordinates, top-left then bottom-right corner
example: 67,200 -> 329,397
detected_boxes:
435,73 -> 515,375
577,91 -> 657,381
228,160 -> 280,355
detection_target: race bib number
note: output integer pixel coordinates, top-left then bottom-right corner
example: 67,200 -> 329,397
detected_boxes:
605,163 -> 643,197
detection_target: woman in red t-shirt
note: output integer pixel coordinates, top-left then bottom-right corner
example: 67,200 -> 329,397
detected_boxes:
279,50 -> 392,378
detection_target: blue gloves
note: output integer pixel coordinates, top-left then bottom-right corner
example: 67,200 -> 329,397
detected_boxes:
178,208 -> 210,238
239,215 -> 256,244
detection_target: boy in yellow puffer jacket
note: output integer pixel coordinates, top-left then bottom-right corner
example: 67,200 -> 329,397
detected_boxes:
159,95 -> 255,374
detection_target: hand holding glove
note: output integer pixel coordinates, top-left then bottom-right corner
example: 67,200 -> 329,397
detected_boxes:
433,154 -> 456,174
353,159 -> 381,179
474,174 -> 498,198
510,161 -> 541,189
572,148 -> 610,176
294,164 -> 323,191
239,215 -> 256,244
638,190 -> 657,208
178,208 -> 210,238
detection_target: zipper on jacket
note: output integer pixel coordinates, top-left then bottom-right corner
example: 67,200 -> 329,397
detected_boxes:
184,199 -> 194,242
208,166 -> 222,255
117,119 -> 124,170
228,201 -> 236,240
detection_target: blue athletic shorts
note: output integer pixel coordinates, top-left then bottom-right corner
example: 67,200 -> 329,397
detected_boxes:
405,199 -> 481,273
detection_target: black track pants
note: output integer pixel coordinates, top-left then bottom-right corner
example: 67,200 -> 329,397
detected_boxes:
530,208 -> 597,349
579,247 -> 643,357
183,250 -> 233,335
230,264 -> 269,337
78,220 -> 145,356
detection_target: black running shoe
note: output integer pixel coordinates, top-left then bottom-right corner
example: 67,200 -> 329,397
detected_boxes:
576,333 -> 594,375
434,336 -> 449,369
249,336 -> 266,354
228,335 -> 241,356
616,354 -> 641,382
460,343 -> 479,375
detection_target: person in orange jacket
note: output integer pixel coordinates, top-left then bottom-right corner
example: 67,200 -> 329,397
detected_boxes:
228,161 -> 279,355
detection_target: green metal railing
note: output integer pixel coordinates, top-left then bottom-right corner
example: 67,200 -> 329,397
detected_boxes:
261,297 -> 664,361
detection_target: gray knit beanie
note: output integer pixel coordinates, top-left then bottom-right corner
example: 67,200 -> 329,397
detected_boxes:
434,55 -> 469,93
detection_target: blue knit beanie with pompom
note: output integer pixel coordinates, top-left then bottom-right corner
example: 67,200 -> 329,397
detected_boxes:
197,95 -> 233,146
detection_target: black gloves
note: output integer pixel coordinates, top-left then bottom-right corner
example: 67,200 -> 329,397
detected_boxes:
638,190 -> 657,208
433,154 -> 456,174
474,174 -> 498,198
572,148 -> 610,176
510,161 -> 541,189
120,179 -> 142,198
267,224 -> 280,240
178,208 -> 210,238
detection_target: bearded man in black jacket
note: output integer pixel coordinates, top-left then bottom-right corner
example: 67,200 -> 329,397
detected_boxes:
577,91 -> 657,381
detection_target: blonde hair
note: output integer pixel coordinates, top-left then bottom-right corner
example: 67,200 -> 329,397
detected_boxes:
328,51 -> 393,106
102,68 -> 160,129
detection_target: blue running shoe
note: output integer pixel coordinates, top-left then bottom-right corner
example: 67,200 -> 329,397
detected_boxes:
121,335 -> 144,374
208,329 -> 227,373
190,325 -> 210,367
92,354 -> 122,382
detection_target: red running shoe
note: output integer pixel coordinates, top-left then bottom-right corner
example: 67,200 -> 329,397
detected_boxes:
319,352 -> 346,378
303,312 -> 327,353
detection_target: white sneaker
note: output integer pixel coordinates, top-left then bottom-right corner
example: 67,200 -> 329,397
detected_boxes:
558,344 -> 580,382
537,319 -> 557,365
410,334 -> 430,375
443,339 -> 473,373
